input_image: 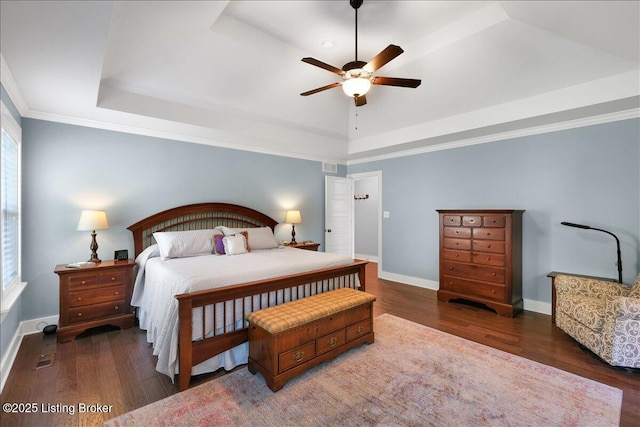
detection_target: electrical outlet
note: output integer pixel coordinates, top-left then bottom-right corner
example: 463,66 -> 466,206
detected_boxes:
383,211 -> 390,218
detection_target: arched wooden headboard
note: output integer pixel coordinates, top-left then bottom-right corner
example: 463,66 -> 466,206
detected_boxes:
127,203 -> 279,257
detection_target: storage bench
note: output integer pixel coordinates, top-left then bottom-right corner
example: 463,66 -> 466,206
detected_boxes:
246,287 -> 376,391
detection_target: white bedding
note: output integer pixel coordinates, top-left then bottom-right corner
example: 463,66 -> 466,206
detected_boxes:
132,246 -> 357,379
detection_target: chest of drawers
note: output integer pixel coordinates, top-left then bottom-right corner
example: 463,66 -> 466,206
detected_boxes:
54,260 -> 136,342
437,210 -> 524,317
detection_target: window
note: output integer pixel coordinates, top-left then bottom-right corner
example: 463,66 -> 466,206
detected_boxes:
1,100 -> 22,299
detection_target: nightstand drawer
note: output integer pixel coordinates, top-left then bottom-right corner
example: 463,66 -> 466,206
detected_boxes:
68,285 -> 127,308
68,273 -> 99,291
66,299 -> 127,324
99,269 -> 126,285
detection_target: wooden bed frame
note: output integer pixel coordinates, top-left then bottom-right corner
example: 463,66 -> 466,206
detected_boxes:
128,203 -> 367,391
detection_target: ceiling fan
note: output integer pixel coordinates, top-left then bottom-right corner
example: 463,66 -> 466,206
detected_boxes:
300,0 -> 421,107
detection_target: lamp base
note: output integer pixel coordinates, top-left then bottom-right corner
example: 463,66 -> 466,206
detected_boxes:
291,224 -> 297,244
88,231 -> 101,263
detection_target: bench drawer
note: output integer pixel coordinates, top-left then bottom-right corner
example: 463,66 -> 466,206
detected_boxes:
346,319 -> 371,342
279,342 -> 316,373
316,330 -> 346,355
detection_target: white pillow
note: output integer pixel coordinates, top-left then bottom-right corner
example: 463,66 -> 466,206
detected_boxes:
223,234 -> 249,256
153,229 -> 221,260
236,227 -> 279,250
215,226 -> 238,236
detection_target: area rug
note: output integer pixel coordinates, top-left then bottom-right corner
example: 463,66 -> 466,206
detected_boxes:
105,314 -> 622,426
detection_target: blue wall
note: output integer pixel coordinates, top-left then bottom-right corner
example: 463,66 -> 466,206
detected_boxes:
20,119 -> 340,320
349,119 -> 640,307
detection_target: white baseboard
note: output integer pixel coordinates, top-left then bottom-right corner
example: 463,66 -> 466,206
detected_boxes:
0,315 -> 59,394
379,270 -> 439,290
378,271 -> 551,316
355,253 -> 379,263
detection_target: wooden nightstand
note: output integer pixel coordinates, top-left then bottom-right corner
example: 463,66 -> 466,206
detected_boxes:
54,260 -> 136,343
288,242 -> 320,251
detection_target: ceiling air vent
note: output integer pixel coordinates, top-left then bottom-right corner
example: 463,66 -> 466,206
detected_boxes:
322,163 -> 337,174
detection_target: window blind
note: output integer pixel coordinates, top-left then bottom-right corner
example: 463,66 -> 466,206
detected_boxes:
1,128 -> 19,289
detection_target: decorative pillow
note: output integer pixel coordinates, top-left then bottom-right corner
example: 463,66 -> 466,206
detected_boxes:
215,226 -> 239,236
236,227 -> 279,250
630,274 -> 640,298
213,234 -> 226,255
153,229 -> 221,260
223,233 -> 249,256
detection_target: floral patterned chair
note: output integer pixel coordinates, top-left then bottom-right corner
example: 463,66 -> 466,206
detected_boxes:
554,273 -> 640,368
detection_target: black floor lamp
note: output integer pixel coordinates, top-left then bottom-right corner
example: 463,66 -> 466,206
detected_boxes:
561,222 -> 623,283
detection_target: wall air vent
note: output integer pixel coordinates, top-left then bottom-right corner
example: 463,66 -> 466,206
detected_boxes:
322,163 -> 337,174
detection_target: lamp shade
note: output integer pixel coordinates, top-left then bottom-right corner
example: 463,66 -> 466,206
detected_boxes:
342,77 -> 371,97
284,210 -> 302,224
77,210 -> 109,231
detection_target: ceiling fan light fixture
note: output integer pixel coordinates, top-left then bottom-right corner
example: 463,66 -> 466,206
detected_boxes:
342,77 -> 371,97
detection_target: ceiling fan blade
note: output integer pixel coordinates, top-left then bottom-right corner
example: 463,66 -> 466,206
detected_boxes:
354,95 -> 367,107
300,82 -> 342,96
363,44 -> 404,73
301,57 -> 345,75
372,76 -> 422,88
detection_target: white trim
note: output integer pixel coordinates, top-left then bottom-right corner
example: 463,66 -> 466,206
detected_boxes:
348,171 -> 383,278
379,270 -> 440,291
0,281 -> 26,323
354,253 -> 379,263
25,110 -> 347,166
0,324 -> 22,393
524,299 -> 551,316
347,108 -> 640,165
0,54 -> 29,116
0,314 -> 58,393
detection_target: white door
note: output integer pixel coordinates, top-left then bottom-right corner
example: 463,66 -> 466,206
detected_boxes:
325,176 -> 354,257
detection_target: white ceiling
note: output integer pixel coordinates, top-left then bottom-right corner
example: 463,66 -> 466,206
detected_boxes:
1,1 -> 639,164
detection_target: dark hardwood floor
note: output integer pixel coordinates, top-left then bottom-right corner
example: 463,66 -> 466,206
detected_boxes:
2,262 -> 638,426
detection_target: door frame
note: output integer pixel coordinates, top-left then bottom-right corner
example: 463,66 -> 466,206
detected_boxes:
347,170 -> 382,277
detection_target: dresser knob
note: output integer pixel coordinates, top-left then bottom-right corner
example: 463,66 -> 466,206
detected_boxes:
492,290 -> 496,294
486,257 -> 491,261
487,244 -> 491,248
114,306 -> 119,310
81,281 -> 86,285
111,277 -> 116,281
491,273 -> 496,276
114,291 -> 119,295
449,267 -> 454,270
487,233 -> 491,236
77,297 -> 82,301
455,254 -> 459,257
77,313 -> 82,317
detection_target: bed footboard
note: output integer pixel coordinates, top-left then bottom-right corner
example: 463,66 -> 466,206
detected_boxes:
175,260 -> 367,391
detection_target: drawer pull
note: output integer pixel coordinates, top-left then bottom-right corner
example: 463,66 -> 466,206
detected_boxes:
486,257 -> 491,261
292,351 -> 305,362
487,244 -> 491,248
114,291 -> 119,295
491,273 -> 496,276
327,337 -> 338,347
114,306 -> 119,310
356,326 -> 364,335
487,233 -> 491,236
455,254 -> 459,257
77,297 -> 82,301
81,281 -> 86,285
449,266 -> 454,270
77,313 -> 83,317
111,277 -> 116,281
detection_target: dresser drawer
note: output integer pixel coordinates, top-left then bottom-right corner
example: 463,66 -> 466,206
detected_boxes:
472,228 -> 505,241
99,269 -> 126,285
68,285 -> 126,308
66,299 -> 127,324
443,215 -> 461,226
443,227 -> 471,238
462,216 -> 481,227
316,330 -> 346,355
346,319 -> 371,341
68,273 -> 99,292
442,249 -> 472,263
442,261 -> 505,284
441,276 -> 506,301
279,341 -> 316,373
472,253 -> 505,267
472,240 -> 505,254
443,238 -> 471,251
483,215 -> 506,227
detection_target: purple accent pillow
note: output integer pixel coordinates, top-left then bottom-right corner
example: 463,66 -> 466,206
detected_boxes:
213,234 -> 226,255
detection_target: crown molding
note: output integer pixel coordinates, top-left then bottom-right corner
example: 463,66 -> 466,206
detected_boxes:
0,53 -> 29,116
347,108 -> 640,165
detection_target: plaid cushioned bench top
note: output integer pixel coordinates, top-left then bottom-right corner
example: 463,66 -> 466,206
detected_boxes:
246,288 -> 376,334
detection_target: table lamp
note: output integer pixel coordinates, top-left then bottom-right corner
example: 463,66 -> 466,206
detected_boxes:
285,210 -> 302,244
77,210 -> 109,263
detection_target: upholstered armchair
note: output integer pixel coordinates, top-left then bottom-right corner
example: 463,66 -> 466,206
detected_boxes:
553,273 -> 640,368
